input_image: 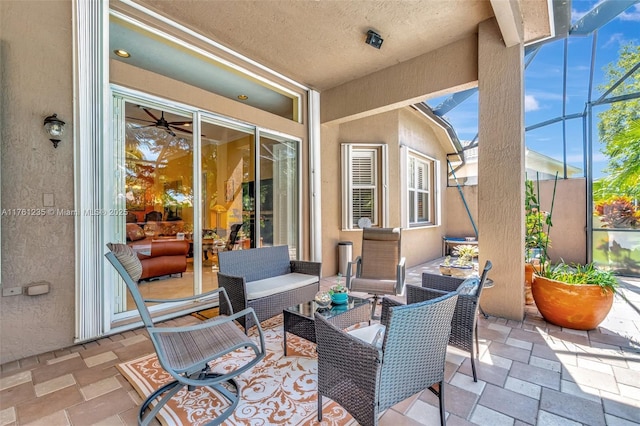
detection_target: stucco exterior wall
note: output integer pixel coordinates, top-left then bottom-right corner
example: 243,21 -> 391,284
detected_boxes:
321,110 -> 401,275
445,179 -> 587,265
397,108 -> 448,266
111,61 -> 306,141
540,178 -> 587,265
1,0 -> 76,364
477,18 -> 525,321
321,35 -> 478,125
446,185 -> 479,239
320,107 -> 451,275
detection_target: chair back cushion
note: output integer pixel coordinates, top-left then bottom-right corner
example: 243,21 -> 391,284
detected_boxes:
107,243 -> 143,282
360,227 -> 401,280
457,277 -> 480,296
218,245 -> 291,282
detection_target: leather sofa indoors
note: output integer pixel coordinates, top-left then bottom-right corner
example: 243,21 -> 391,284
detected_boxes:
133,240 -> 190,281
125,222 -> 189,281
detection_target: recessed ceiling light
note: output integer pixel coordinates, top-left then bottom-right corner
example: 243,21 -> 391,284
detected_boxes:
114,49 -> 131,58
237,95 -> 249,100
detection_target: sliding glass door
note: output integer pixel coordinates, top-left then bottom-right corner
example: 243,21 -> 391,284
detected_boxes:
259,133 -> 299,256
115,101 -> 196,313
111,90 -> 300,317
199,117 -> 254,282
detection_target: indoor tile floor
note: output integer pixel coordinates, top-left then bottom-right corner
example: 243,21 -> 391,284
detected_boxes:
1,261 -> 639,426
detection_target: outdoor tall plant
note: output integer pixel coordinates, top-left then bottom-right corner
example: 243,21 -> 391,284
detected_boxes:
528,173 -> 619,330
525,172 -> 558,274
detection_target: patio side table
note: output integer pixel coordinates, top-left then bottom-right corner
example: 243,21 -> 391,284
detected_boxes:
283,296 -> 371,355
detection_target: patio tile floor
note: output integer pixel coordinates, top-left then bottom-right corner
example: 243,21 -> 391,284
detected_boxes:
0,261 -> 638,426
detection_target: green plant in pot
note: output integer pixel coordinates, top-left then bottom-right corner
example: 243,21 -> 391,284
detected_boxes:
329,273 -> 349,304
533,262 -> 618,330
440,244 -> 477,278
524,177 -> 552,304
528,174 -> 619,330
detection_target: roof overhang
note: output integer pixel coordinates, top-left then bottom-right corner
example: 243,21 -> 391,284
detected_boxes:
412,103 -> 463,162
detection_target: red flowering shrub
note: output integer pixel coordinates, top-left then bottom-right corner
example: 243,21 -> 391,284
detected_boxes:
594,196 -> 640,228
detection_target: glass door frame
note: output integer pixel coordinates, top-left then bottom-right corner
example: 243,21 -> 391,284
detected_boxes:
109,85 -> 304,323
110,88 -> 204,322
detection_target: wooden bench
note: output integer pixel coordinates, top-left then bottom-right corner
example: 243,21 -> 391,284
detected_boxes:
217,245 -> 321,331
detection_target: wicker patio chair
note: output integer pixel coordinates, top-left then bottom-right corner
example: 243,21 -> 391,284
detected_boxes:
315,288 -> 463,426
409,260 -> 492,382
345,227 -> 405,318
105,243 -> 266,426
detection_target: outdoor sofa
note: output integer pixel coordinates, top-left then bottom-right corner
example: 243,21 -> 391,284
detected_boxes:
217,245 -> 321,330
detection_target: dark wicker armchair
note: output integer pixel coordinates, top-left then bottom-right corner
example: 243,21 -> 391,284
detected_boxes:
315,289 -> 461,426
105,243 -> 266,426
409,260 -> 492,382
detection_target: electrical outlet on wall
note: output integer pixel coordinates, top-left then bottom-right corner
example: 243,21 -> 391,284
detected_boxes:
43,193 -> 55,207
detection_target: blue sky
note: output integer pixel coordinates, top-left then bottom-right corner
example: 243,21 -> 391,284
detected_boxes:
427,1 -> 640,179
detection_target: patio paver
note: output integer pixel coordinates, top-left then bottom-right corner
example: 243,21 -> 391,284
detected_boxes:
0,262 -> 638,425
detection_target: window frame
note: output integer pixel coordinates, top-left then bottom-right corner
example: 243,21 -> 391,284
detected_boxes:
341,143 -> 388,230
405,148 -> 440,228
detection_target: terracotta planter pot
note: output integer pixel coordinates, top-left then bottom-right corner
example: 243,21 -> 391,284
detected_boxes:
531,274 -> 614,330
524,261 -> 545,305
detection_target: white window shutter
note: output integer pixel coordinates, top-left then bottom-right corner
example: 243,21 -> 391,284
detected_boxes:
341,144 -> 383,230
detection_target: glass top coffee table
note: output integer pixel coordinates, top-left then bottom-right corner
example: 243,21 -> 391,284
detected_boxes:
283,296 -> 371,355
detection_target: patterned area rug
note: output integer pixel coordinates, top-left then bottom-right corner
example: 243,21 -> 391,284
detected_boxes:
117,316 -> 358,425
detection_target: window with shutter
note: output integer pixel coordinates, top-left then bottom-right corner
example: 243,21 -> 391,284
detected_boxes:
351,150 -> 377,227
408,151 -> 438,226
341,144 -> 388,230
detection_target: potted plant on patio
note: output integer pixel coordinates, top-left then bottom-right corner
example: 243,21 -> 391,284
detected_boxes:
329,273 -> 349,304
532,262 -> 618,330
439,244 -> 477,278
524,177 -> 551,304
528,174 -> 619,330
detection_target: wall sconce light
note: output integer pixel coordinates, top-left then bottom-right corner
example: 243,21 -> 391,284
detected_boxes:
365,30 -> 384,49
43,114 -> 65,148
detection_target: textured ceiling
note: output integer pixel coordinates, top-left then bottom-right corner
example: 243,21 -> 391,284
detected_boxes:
135,0 -> 498,91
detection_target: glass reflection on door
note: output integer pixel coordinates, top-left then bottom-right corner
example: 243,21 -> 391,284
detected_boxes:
121,102 -> 194,310
259,133 -> 299,256
200,118 -> 254,283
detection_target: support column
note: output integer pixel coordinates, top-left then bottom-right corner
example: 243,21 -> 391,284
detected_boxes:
477,18 -> 525,320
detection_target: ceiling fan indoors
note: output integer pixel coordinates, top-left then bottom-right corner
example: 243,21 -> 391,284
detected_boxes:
130,106 -> 193,137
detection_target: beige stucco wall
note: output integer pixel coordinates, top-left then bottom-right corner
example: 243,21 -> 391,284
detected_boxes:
320,110 -> 401,275
540,178 -> 588,265
446,185 -> 479,239
321,35 -> 478,125
477,18 -> 525,321
0,3 -> 575,364
320,107 -> 451,275
397,108 -> 449,266
1,0 -> 76,363
445,179 -> 587,265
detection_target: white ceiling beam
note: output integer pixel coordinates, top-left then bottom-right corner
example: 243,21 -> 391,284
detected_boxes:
490,0 -> 524,47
